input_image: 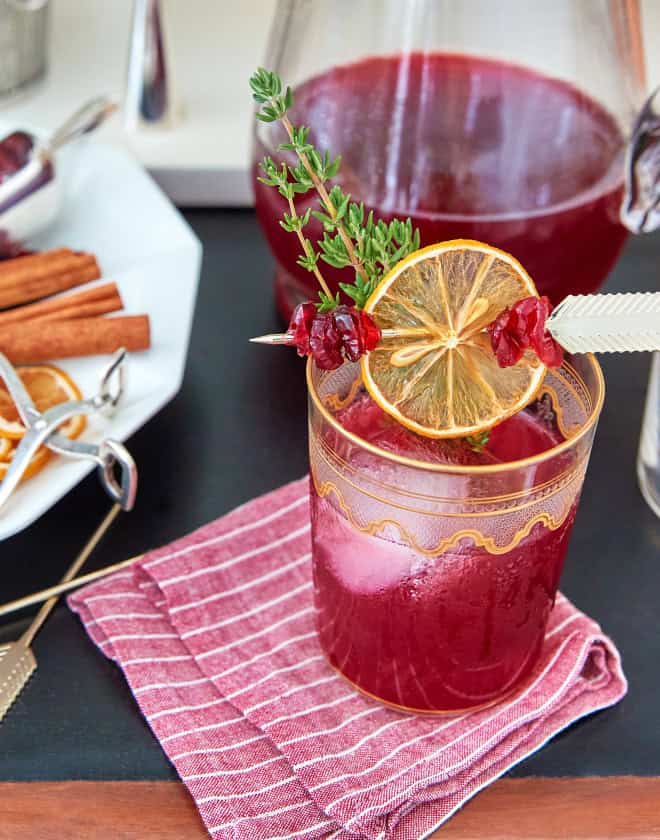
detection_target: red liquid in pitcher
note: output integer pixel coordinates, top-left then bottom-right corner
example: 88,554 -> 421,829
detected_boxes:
254,53 -> 627,318
311,394 -> 576,712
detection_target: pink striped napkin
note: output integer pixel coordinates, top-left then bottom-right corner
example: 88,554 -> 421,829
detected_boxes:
69,477 -> 626,840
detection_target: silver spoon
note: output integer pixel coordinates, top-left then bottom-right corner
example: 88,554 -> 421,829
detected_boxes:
0,96 -> 117,244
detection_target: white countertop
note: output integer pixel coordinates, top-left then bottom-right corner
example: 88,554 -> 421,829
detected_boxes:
0,0 -> 657,207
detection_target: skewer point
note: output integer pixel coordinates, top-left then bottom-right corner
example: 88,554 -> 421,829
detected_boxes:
249,332 -> 293,345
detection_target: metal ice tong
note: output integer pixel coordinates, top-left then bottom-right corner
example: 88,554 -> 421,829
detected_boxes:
0,350 -> 137,513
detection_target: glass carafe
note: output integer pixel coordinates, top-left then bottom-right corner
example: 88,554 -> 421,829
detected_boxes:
252,0 -> 653,320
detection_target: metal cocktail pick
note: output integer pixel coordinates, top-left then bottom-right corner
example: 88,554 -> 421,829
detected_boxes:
0,504 -> 121,722
252,292 -> 660,355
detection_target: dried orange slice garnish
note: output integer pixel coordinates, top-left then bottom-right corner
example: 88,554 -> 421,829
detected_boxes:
361,240 -> 546,439
0,437 -> 12,462
0,364 -> 86,441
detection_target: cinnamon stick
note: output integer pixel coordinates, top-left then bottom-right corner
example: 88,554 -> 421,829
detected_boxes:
0,250 -> 101,308
0,282 -> 123,325
0,315 -> 151,363
0,248 -> 73,277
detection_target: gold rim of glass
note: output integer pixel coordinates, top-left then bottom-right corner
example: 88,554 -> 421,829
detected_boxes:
306,354 -> 605,475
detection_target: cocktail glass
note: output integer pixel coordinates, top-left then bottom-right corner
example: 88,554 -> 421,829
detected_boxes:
254,0 -> 651,319
307,353 -> 604,713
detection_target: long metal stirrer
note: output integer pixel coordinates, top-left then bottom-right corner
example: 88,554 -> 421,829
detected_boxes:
23,504 -> 122,645
0,550 -> 142,619
0,504 -> 123,720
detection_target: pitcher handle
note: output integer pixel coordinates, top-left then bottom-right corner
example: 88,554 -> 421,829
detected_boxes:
621,86 -> 660,234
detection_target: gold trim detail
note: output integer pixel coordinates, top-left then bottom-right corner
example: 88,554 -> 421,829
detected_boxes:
311,432 -> 586,518
321,366 -> 591,455
312,424 -> 587,509
307,355 -> 605,475
312,474 -> 578,557
563,359 -> 594,412
538,385 -> 576,440
322,381 -> 581,447
323,377 -> 363,412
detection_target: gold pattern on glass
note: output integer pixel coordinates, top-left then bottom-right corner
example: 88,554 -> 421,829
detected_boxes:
308,354 -> 604,476
311,472 -> 580,557
312,423 -> 586,508
311,432 -> 586,520
323,376 -> 363,412
538,384 -> 578,440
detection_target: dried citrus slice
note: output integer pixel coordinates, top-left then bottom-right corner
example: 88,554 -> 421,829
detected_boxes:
0,446 -> 51,483
0,364 -> 86,441
361,239 -> 546,439
0,436 -> 12,462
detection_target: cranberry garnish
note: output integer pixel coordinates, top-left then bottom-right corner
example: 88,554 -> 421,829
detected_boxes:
288,302 -> 317,356
358,310 -> 381,352
489,298 -> 535,366
0,131 -> 33,185
287,303 -> 382,370
528,297 -> 564,367
488,296 -> 563,368
332,305 -> 362,362
309,312 -> 344,369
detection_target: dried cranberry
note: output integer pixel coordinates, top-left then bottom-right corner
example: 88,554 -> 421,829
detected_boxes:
288,302 -> 317,356
535,333 -> 564,367
332,306 -> 382,363
1,131 -> 33,164
358,310 -> 381,351
0,131 -> 33,184
289,302 -> 381,369
310,312 -> 344,370
528,296 -> 564,367
487,309 -> 527,366
332,305 -> 362,362
488,296 -> 563,368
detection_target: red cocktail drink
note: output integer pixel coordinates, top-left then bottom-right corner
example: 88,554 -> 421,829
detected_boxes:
308,356 -> 603,713
254,53 -> 627,319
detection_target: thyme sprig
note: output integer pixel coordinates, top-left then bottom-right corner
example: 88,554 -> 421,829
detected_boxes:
465,431 -> 490,453
250,67 -> 420,311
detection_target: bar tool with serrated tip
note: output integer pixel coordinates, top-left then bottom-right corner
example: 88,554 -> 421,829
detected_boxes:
0,348 -> 141,720
0,504 -> 122,721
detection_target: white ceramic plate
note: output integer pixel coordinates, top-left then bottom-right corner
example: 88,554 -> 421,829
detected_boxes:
0,141 -> 202,539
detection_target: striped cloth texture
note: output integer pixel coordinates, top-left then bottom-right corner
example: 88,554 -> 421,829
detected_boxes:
69,477 -> 627,840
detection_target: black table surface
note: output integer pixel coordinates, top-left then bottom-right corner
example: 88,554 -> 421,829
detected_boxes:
0,210 -> 658,782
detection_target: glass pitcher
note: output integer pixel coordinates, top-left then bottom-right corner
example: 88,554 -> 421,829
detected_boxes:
253,0 -> 654,320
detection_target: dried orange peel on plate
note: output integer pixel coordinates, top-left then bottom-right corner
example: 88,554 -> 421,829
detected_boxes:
0,436 -> 12,462
0,446 -> 51,482
361,240 -> 547,439
0,365 -> 86,440
0,364 -> 86,485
